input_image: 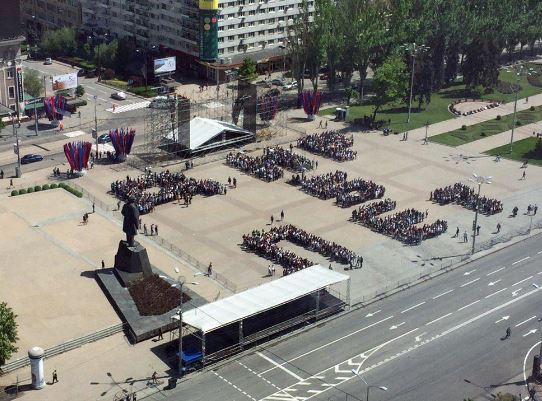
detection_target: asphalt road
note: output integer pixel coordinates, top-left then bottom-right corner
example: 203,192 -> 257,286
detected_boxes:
162,234 -> 542,401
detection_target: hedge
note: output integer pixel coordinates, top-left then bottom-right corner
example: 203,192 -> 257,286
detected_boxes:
42,184 -> 50,190
9,182 -> 82,198
34,185 -> 42,192
19,189 -> 26,194
50,183 -> 58,189
27,187 -> 34,193
11,190 -> 18,196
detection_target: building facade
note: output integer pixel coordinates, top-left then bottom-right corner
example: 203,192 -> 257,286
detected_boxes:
81,0 -> 312,80
21,0 -> 83,42
0,0 -> 25,118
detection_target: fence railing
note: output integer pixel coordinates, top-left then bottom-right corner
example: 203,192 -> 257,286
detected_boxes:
0,323 -> 124,374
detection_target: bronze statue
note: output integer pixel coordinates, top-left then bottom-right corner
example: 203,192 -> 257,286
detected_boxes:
121,198 -> 139,247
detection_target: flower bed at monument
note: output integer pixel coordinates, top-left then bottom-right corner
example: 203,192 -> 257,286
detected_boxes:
128,274 -> 191,316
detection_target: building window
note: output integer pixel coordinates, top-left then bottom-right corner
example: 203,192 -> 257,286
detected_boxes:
7,69 -> 14,78
228,35 -> 235,41
227,46 -> 235,52
8,86 -> 15,99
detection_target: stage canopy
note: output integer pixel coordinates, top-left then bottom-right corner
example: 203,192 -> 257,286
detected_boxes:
174,265 -> 349,334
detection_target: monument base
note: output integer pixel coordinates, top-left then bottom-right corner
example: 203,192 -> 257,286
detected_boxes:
114,240 -> 152,287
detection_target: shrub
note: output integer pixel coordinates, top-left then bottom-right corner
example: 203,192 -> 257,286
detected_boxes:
50,183 -> 58,189
34,185 -> 42,192
496,80 -> 521,94
42,184 -> 50,190
480,132 -> 486,137
496,115 -> 502,120
527,75 -> 542,87
530,105 -> 535,111
11,190 -> 18,196
58,183 -> 66,189
472,85 -> 485,99
516,120 -> 522,126
27,187 -> 34,193
19,189 -> 27,194
461,125 -> 467,131
75,85 -> 85,97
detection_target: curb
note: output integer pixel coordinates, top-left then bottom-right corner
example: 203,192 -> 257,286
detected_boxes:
95,81 -> 150,101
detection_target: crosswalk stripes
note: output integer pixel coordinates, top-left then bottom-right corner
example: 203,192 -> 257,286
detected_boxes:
106,101 -> 150,114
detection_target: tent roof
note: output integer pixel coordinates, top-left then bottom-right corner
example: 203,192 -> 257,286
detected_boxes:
188,117 -> 252,150
174,265 -> 349,333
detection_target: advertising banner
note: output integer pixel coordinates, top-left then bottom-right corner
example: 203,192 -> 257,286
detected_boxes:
16,67 -> 24,102
200,10 -> 219,62
52,72 -> 78,91
153,57 -> 177,75
199,0 -> 218,10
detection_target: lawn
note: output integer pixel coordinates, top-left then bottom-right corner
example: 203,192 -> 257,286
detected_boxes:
430,104 -> 542,146
484,137 -> 542,166
320,62 -> 542,133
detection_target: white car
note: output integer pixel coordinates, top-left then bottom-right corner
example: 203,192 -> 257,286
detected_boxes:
44,58 -> 53,65
283,81 -> 298,90
111,91 -> 127,100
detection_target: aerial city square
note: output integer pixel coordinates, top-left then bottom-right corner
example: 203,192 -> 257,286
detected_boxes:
1,1 -> 542,400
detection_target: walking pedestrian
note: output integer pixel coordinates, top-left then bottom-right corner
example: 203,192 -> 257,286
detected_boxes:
157,327 -> 163,340
207,262 -> 213,276
144,224 -> 148,235
101,259 -> 105,269
463,231 -> 468,243
268,265 -> 272,276
155,225 -> 158,235
150,224 -> 154,236
453,227 -> 459,238
151,371 -> 158,384
521,170 -> 526,180
325,120 -> 328,129
496,222 -> 501,233
270,215 -> 274,225
318,120 -> 323,128
476,225 -> 480,236
92,203 -> 95,213
0,169 -> 3,179
117,200 -> 121,210
534,205 -> 538,215
52,370 -> 58,384
233,177 -> 237,188
280,210 -> 284,221
9,178 -> 13,188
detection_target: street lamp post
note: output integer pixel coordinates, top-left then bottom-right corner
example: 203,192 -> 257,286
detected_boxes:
509,65 -> 524,154
351,369 -> 388,401
93,95 -> 98,158
11,113 -> 22,178
469,173 -> 492,254
424,121 -> 429,144
278,44 -> 287,80
401,43 -> 429,124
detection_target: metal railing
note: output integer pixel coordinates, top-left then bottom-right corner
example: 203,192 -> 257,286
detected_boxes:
0,323 -> 124,374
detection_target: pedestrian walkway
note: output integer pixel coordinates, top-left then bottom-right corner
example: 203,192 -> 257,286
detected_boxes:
63,130 -> 87,138
106,101 -> 150,114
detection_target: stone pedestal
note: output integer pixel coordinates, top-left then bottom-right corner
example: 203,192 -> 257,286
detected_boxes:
114,240 -> 152,286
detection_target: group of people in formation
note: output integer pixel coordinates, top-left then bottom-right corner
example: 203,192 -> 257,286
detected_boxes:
297,131 -> 357,162
431,183 -> 503,215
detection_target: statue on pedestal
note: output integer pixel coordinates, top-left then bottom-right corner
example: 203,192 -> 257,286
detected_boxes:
121,198 -> 139,247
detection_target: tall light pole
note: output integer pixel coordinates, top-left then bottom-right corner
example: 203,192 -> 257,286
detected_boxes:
509,65 -> 525,154
351,369 -> 388,401
278,44 -> 287,80
401,43 -> 429,124
11,113 -> 22,178
469,173 -> 492,254
93,95 -> 98,158
173,268 -> 198,377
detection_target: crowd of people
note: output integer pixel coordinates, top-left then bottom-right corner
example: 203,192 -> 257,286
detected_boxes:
242,224 -> 359,274
300,171 -> 349,199
110,170 -> 226,214
336,179 -> 385,208
360,208 -> 448,245
351,198 -> 397,221
226,146 -> 312,182
430,183 -> 503,215
297,131 -> 357,162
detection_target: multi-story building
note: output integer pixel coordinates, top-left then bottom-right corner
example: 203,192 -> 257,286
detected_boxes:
81,0 -> 312,81
0,0 -> 25,118
21,0 -> 83,42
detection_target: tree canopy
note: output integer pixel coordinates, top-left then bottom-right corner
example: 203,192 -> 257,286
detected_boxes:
23,69 -> 43,99
238,58 -> 258,81
40,27 -> 77,57
0,302 -> 18,365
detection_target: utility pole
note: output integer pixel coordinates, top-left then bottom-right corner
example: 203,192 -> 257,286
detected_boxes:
11,113 -> 21,178
509,66 -> 523,154
469,174 -> 492,254
34,99 -> 39,135
178,279 -> 184,376
401,43 -> 429,125
94,95 -> 98,158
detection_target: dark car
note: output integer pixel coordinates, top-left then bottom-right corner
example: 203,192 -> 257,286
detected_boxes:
266,88 -> 281,97
77,69 -> 87,77
21,154 -> 43,164
98,133 -> 111,144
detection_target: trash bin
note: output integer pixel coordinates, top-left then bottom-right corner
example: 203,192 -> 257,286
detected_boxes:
335,108 -> 343,120
168,377 -> 177,389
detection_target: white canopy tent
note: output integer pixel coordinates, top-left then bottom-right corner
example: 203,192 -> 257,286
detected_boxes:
173,264 -> 350,334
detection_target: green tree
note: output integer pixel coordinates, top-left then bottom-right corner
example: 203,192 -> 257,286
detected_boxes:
115,38 -> 137,77
94,40 -> 118,70
372,56 -> 408,119
0,302 -> 18,365
40,27 -> 77,57
23,69 -> 43,98
238,58 -> 257,80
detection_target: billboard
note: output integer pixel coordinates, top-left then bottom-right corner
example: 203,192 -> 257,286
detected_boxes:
52,73 -> 78,91
153,57 -> 177,75
200,10 -> 219,62
199,0 -> 218,10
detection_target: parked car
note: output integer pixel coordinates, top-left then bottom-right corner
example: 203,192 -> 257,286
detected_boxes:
77,69 -> 87,77
111,91 -> 127,101
283,81 -> 298,90
21,154 -> 43,164
44,58 -> 52,65
97,133 -> 111,144
266,88 -> 281,97
256,80 -> 272,88
271,79 -> 285,86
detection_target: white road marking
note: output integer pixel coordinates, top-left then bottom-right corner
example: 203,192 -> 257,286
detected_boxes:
515,316 -> 537,327
256,352 -> 304,381
389,322 -> 405,330
460,277 -> 480,287
464,269 -> 477,276
512,276 -> 533,286
415,332 -> 426,342
433,289 -> 454,299
486,288 -> 508,298
213,371 -> 257,401
487,267 -> 505,276
523,341 -> 542,396
512,288 -> 523,297
106,100 -> 150,113
512,257 -> 531,265
488,279 -> 502,286
495,316 -> 510,323
457,300 -> 480,311
401,302 -> 426,314
426,313 -> 453,326
523,329 -> 537,337
259,315 -> 394,375
237,362 -> 281,391
365,310 -> 381,318
537,250 -> 542,255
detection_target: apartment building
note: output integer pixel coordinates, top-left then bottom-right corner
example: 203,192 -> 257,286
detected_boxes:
0,0 -> 25,118
21,0 -> 83,41
81,0 -> 312,81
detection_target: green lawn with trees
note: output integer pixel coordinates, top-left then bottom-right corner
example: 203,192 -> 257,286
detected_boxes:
485,137 -> 542,166
0,302 -> 18,365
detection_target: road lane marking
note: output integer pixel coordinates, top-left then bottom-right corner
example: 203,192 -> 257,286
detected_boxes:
512,257 -> 530,265
523,329 -> 537,337
415,332 -> 426,342
460,277 -> 480,287
259,315 -> 394,375
237,361 -> 282,391
513,276 -> 533,286
457,300 -> 480,311
464,269 -> 477,276
365,310 -> 381,317
538,250 -> 542,254
433,289 -> 454,299
426,313 -> 453,326
487,267 -> 505,276
213,371 -> 257,401
488,279 -> 502,286
512,288 -> 523,297
401,301 -> 426,314
495,316 -> 510,323
486,288 -> 508,298
256,352 -> 304,381
515,316 -> 537,327
389,322 -> 405,330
